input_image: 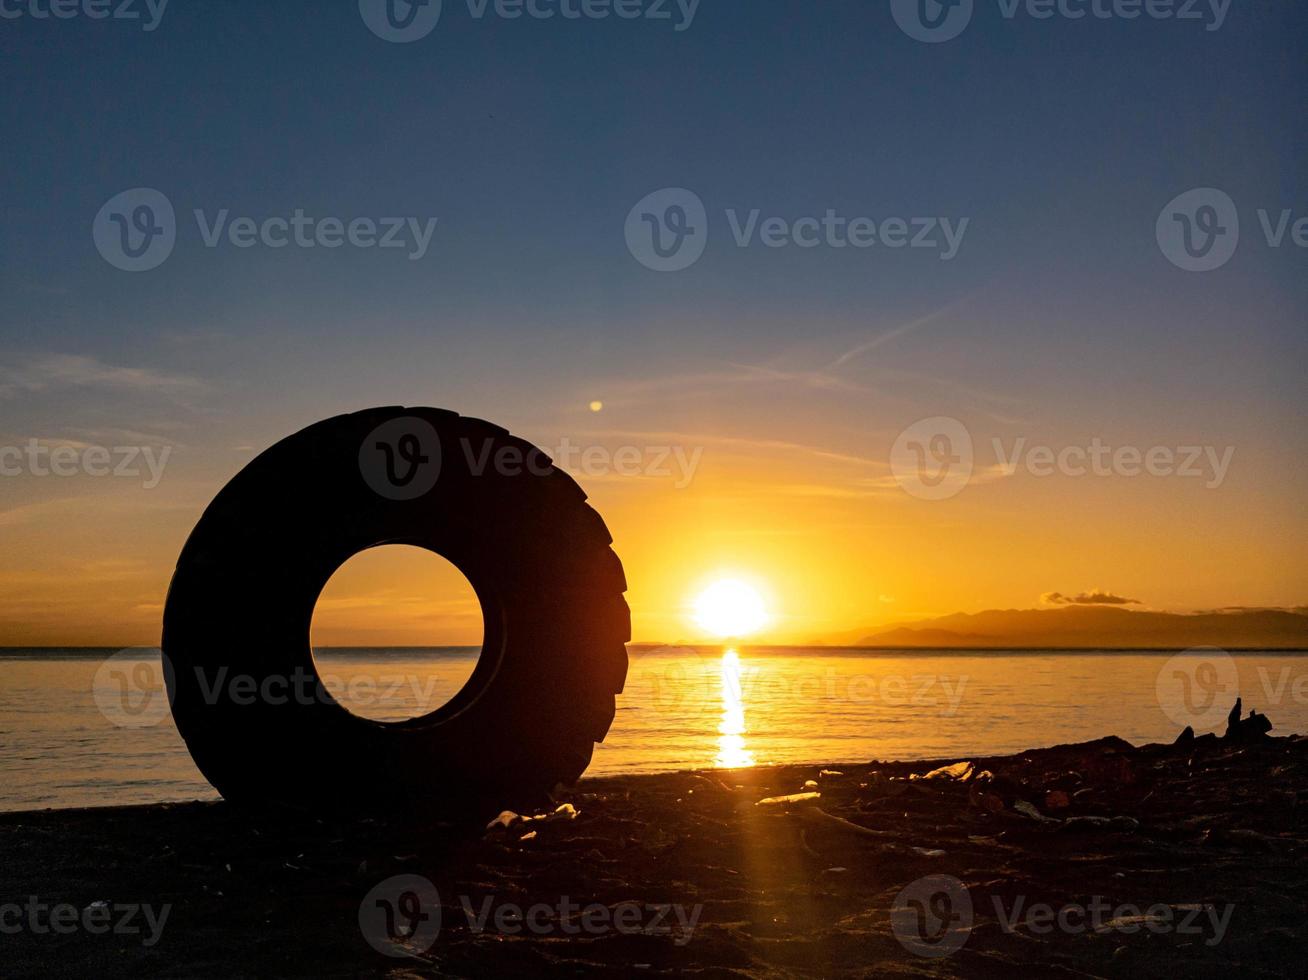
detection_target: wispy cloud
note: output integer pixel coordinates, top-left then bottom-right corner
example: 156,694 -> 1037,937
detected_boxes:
1042,589 -> 1141,606
827,297 -> 971,369
0,354 -> 205,399
585,428 -> 888,470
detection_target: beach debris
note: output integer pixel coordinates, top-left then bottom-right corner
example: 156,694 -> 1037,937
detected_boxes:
799,830 -> 822,859
1062,815 -> 1139,832
485,803 -> 580,833
1202,827 -> 1284,851
1225,698 -> 1274,743
520,831 -> 538,842
1013,800 -> 1060,824
911,847 -> 947,858
547,803 -> 580,822
819,769 -> 844,777
756,791 -> 820,807
803,780 -> 819,790
968,775 -> 1007,814
487,810 -> 521,831
1044,790 -> 1072,811
797,808 -> 898,839
911,761 -> 975,783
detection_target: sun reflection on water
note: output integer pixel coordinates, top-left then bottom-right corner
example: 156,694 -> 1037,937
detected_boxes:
715,648 -> 756,769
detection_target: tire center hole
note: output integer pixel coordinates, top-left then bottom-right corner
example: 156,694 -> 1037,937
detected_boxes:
310,544 -> 484,723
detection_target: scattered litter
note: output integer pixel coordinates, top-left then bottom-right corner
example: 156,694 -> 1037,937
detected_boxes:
823,866 -> 849,873
912,761 -> 975,782
1062,815 -> 1139,832
819,770 -> 845,777
1013,800 -> 1060,824
803,780 -> 818,790
520,831 -> 538,842
970,787 -> 1006,813
911,847 -> 947,857
798,808 -> 896,839
487,811 -> 521,831
757,791 -> 820,806
1096,913 -> 1170,933
486,803 -> 580,833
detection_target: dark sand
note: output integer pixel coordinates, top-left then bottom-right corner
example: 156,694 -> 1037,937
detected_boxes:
2,734 -> 1304,978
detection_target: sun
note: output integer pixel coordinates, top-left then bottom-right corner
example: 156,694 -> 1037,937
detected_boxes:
692,579 -> 770,639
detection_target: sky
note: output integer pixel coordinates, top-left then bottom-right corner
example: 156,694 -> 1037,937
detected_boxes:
1,0 -> 1304,646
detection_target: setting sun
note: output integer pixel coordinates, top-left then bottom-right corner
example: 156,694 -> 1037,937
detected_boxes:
692,580 -> 770,639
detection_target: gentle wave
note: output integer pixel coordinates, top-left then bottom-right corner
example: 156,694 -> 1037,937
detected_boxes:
1,647 -> 1305,811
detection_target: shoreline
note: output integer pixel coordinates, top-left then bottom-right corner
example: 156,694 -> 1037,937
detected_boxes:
4,646 -> 1308,656
2,733 -> 1304,977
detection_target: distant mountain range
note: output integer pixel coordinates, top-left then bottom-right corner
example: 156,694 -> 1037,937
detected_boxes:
823,606 -> 1308,649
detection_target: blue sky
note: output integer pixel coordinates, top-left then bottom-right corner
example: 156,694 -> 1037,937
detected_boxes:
1,1 -> 1304,642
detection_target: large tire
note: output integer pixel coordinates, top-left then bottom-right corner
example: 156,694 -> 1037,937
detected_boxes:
161,407 -> 629,815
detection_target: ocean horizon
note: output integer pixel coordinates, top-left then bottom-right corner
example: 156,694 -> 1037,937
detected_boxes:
3,646 -> 1305,812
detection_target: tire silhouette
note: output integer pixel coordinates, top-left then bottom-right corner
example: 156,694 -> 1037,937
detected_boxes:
162,407 -> 629,814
